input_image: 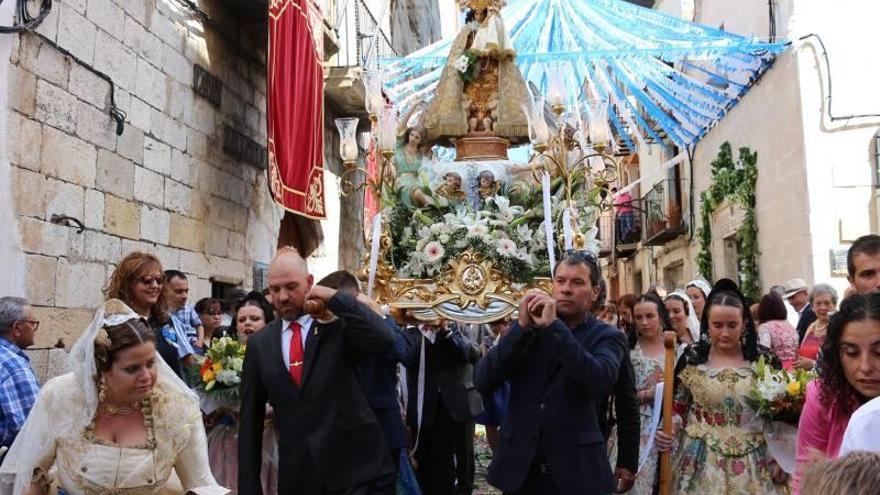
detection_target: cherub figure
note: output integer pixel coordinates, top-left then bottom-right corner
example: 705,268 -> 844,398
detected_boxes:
477,170 -> 500,200
467,97 -> 498,133
435,171 -> 467,204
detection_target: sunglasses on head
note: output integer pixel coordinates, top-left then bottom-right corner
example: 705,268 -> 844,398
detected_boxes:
136,275 -> 166,286
564,249 -> 598,263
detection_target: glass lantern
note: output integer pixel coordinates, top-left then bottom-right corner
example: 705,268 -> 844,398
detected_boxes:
583,98 -> 611,146
377,105 -> 397,153
334,117 -> 360,166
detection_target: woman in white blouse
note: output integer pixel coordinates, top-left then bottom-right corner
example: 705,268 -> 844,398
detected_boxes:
0,299 -> 227,495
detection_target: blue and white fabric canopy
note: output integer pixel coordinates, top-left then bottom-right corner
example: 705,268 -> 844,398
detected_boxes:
379,0 -> 787,150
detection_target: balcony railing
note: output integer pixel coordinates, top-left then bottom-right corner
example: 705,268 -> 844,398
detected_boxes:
642,178 -> 686,246
325,0 -> 398,70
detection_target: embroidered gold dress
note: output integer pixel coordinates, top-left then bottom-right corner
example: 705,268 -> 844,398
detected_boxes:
422,14 -> 528,143
15,373 -> 226,495
670,365 -> 784,494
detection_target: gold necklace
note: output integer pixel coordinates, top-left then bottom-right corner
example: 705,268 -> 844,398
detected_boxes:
100,400 -> 142,417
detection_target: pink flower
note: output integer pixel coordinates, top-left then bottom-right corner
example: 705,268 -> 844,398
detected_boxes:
424,241 -> 445,263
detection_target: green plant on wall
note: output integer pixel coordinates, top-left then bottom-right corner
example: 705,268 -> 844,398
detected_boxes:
696,142 -> 760,300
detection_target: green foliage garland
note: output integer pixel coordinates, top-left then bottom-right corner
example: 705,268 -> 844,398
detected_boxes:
696,142 -> 761,300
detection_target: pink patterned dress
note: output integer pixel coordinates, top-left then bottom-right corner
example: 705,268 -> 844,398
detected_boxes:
757,320 -> 799,368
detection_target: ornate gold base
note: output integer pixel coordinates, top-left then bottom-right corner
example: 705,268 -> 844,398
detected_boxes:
455,133 -> 510,161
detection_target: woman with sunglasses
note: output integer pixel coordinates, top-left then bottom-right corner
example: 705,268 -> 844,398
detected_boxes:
195,298 -> 229,342
103,252 -> 195,378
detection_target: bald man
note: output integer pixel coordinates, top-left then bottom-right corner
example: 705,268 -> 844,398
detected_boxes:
238,249 -> 397,494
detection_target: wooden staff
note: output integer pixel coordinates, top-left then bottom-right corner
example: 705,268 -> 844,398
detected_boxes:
658,330 -> 677,495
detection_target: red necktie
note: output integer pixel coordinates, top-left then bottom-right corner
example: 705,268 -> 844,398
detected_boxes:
288,322 -> 304,386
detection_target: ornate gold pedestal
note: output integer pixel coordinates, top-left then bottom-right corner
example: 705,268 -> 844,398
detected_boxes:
455,133 -> 510,161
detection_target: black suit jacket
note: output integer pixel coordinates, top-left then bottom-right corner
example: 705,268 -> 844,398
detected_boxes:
474,316 -> 627,495
796,303 -> 817,342
237,293 -> 396,493
401,326 -> 484,430
355,317 -> 410,450
597,350 -> 640,472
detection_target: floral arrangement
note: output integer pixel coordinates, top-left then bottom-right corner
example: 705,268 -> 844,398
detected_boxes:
746,355 -> 816,426
455,49 -> 480,82
398,197 -> 544,282
387,193 -> 600,283
189,337 -> 246,402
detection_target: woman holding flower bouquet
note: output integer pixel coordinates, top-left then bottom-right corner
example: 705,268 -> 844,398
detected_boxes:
793,292 -> 880,493
655,279 -> 789,493
204,291 -> 278,495
608,293 -> 675,494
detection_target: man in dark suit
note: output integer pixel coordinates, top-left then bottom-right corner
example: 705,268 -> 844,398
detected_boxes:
238,249 -> 397,494
592,280 -> 640,493
316,270 -> 411,494
474,252 -> 627,495
402,320 -> 483,495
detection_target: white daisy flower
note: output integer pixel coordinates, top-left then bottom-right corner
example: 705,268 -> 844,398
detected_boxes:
497,238 -> 518,257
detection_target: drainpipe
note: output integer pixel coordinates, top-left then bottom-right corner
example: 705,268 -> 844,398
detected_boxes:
0,1 -> 26,297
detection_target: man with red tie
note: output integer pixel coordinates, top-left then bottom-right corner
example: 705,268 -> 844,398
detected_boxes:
238,248 -> 397,494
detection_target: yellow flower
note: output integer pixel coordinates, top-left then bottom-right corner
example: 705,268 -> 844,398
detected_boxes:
786,381 -> 801,396
202,369 -> 215,382
212,362 -> 223,373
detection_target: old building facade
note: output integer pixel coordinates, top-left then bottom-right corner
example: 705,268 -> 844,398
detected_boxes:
1,0 -> 278,353
607,0 -> 880,299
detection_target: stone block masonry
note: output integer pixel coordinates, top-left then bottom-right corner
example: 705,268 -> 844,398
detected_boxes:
7,0 -> 281,349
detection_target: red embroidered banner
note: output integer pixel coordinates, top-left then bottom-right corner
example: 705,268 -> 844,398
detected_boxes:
267,0 -> 325,219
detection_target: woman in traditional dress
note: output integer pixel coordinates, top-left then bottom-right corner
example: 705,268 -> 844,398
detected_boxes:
0,299 -> 227,495
665,290 -> 700,349
422,3 -> 528,144
609,293 -> 673,494
795,284 -> 838,371
206,291 -> 278,495
686,279 -> 712,322
793,292 -> 880,494
655,280 -> 789,493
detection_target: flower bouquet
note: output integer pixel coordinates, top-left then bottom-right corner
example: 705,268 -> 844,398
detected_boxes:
455,49 -> 479,82
746,355 -> 816,426
189,337 -> 246,411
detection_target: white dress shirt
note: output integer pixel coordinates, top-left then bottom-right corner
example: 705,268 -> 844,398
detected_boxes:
838,395 -> 880,456
281,314 -> 314,368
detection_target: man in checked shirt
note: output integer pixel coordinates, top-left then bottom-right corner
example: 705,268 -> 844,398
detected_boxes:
0,297 -> 40,457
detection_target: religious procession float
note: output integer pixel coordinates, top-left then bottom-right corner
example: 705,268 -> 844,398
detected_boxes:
326,0 -> 784,324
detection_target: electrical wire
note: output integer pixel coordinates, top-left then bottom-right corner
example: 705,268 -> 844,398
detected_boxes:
30,31 -> 127,135
0,0 -> 52,33
796,34 -> 880,122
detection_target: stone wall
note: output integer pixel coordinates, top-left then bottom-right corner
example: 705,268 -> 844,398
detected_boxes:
390,0 -> 441,56
5,0 -> 281,347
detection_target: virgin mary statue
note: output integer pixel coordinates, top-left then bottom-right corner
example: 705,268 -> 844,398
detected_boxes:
422,0 -> 529,144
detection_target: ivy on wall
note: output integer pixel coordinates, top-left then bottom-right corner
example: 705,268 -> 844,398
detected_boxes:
696,142 -> 761,300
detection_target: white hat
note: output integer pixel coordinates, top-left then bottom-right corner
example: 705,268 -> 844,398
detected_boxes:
783,278 -> 808,298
